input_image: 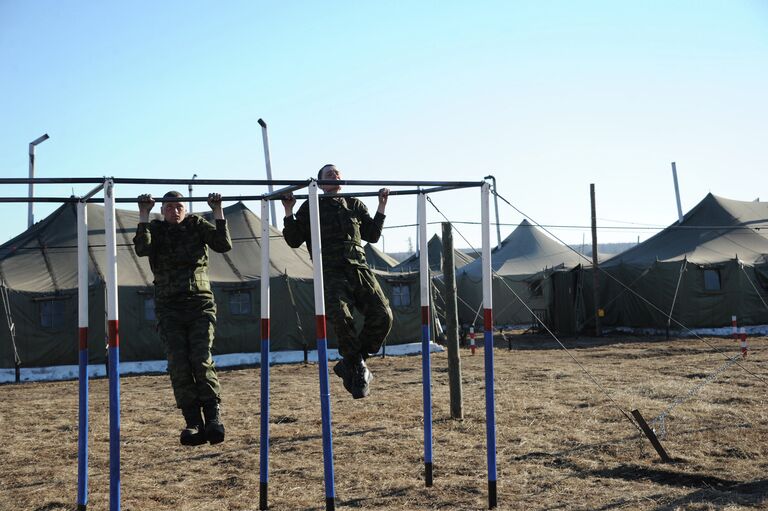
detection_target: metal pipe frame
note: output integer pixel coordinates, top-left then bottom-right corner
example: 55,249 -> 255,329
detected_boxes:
7,174 -> 496,510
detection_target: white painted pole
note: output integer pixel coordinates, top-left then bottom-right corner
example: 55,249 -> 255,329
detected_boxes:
307,180 -> 336,510
188,174 -> 197,213
418,191 -> 434,486
481,181 -> 498,508
27,133 -> 49,228
671,162 -> 683,223
258,119 -> 278,228
104,179 -> 121,511
76,200 -> 90,509
259,198 -> 271,509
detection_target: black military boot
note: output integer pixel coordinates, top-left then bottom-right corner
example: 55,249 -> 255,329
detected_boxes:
202,400 -> 225,445
180,406 -> 206,446
350,355 -> 373,399
333,357 -> 354,395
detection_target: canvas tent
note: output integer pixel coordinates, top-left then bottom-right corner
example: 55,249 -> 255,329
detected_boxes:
364,242 -> 399,271
557,194 -> 768,333
456,219 -> 586,326
0,202 -> 424,381
394,234 -> 476,273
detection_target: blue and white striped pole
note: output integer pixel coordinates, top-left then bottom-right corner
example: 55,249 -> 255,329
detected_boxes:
308,180 -> 336,510
418,191 -> 433,486
481,182 -> 498,508
259,198 -> 271,510
104,179 -> 121,511
76,200 -> 89,511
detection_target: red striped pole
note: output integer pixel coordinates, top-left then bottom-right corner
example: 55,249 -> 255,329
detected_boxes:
259,198 -> 272,510
76,200 -> 89,511
104,179 -> 121,511
418,191 -> 433,486
307,180 -> 336,510
739,328 -> 748,358
481,182 -> 498,508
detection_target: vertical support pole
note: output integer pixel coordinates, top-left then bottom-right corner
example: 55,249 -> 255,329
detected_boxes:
442,222 -> 463,419
257,119 -> 278,228
418,192 -> 433,486
259,199 -> 271,511
308,181 -> 336,511
590,184 -> 601,337
77,200 -> 89,511
671,162 -> 684,223
104,179 -> 121,511
481,182 -> 498,509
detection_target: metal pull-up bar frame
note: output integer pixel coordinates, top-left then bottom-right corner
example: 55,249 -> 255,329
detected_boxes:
3,176 -> 496,510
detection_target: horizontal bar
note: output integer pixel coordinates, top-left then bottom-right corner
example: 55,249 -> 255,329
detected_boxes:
113,178 -> 308,186
316,179 -> 484,188
261,182 -> 311,200
0,177 -> 485,188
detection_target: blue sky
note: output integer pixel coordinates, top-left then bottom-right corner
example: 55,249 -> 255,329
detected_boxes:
1,1 -> 767,253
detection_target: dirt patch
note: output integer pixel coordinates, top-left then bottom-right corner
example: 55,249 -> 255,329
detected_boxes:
1,335 -> 766,510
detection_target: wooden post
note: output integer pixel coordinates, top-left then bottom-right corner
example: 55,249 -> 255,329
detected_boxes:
442,222 -> 463,419
590,184 -> 601,337
631,409 -> 672,463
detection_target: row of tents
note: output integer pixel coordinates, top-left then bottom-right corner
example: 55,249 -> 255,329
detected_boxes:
2,193 -> 768,380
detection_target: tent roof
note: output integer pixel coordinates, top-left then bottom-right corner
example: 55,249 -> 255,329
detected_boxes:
364,243 -> 399,270
604,193 -> 768,266
459,219 -> 586,277
393,234 -> 476,272
0,202 -> 314,292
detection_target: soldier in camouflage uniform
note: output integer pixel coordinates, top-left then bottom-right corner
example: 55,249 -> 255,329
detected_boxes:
133,191 -> 232,445
282,164 -> 393,399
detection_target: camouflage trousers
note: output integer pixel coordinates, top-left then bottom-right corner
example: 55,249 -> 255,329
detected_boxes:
324,265 -> 393,359
156,299 -> 221,409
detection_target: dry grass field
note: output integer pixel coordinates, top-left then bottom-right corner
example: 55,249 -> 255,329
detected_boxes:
0,334 -> 766,510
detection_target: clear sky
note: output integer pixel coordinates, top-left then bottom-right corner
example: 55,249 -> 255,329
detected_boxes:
1,1 -> 767,254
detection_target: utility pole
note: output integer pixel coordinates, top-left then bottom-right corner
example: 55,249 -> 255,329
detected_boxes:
442,222 -> 463,419
590,184 -> 601,336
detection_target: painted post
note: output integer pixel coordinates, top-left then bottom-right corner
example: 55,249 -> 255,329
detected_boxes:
104,179 -> 121,511
481,182 -> 498,509
76,200 -> 89,511
307,180 -> 336,510
418,192 -> 434,486
259,198 -> 271,510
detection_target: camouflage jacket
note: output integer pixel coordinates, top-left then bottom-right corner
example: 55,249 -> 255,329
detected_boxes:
133,215 -> 232,303
283,196 -> 384,269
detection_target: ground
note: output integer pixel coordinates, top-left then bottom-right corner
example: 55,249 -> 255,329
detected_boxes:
0,334 -> 766,510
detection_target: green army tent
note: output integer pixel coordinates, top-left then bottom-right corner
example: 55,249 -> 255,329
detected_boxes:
560,194 -> 768,334
364,242 -> 399,271
0,202 -> 424,382
394,234 -> 476,273
456,219 -> 586,327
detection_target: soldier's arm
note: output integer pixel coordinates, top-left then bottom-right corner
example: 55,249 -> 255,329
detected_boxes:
201,217 -> 233,253
133,222 -> 153,257
282,201 -> 310,249
357,199 -> 386,244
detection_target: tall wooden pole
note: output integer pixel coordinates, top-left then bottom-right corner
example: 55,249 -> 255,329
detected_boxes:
590,184 -> 601,337
442,222 -> 463,419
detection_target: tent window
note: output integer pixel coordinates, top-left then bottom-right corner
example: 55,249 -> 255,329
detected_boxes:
704,269 -> 721,291
144,297 -> 156,321
392,284 -> 411,307
40,300 -> 65,328
229,290 -> 252,315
